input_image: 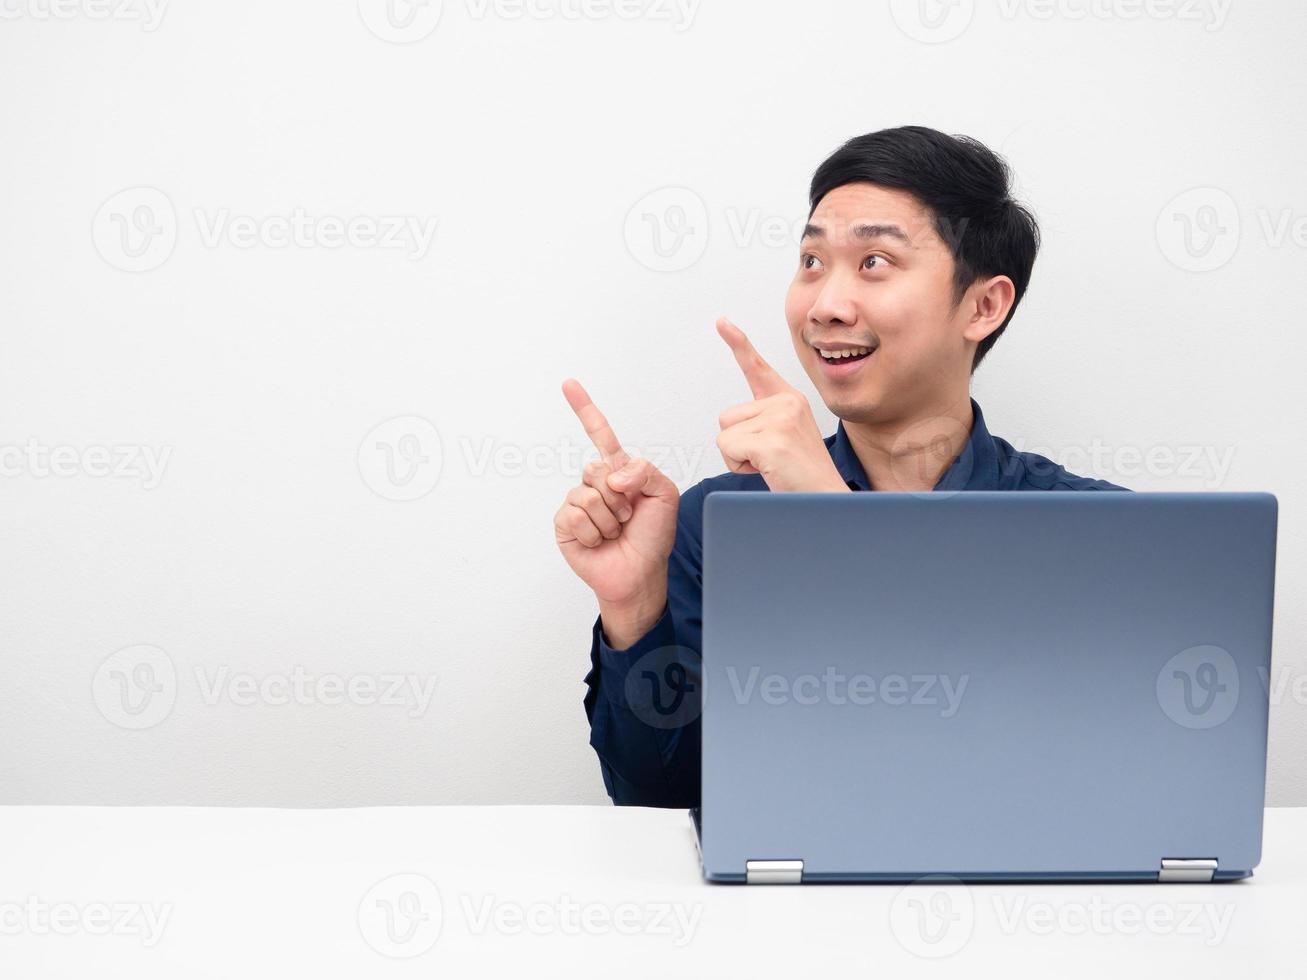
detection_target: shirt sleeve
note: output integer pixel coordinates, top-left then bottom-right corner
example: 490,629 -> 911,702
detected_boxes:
581,484 -> 705,808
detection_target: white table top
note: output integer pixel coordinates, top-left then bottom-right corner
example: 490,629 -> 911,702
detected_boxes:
3,805 -> 1304,978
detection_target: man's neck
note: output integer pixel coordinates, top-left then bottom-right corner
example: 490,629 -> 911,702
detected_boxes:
843,393 -> 975,492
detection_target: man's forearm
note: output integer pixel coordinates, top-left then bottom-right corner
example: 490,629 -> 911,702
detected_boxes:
583,606 -> 700,808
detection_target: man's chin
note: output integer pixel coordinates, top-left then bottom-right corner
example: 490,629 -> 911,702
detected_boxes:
821,391 -> 882,425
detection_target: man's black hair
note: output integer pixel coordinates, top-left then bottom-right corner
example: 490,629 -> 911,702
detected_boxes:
808,126 -> 1040,373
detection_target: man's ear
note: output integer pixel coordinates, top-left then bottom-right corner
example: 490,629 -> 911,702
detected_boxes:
961,275 -> 1016,345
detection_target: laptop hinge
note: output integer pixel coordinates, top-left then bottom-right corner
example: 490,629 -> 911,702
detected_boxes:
1159,858 -> 1218,882
745,860 -> 804,884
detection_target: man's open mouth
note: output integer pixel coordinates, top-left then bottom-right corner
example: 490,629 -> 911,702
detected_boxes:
814,344 -> 876,366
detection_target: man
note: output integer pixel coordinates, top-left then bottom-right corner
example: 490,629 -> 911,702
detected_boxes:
555,126 -> 1127,808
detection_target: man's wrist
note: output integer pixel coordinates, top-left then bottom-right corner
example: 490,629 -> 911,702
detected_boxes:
598,590 -> 668,651
791,462 -> 851,493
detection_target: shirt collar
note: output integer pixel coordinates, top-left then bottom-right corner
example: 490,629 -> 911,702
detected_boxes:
828,398 -> 999,492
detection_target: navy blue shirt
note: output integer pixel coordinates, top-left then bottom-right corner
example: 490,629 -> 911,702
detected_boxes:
582,398 -> 1128,808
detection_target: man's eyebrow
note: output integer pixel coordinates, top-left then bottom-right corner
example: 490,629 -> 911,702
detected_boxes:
800,222 -> 912,244
851,222 -> 911,243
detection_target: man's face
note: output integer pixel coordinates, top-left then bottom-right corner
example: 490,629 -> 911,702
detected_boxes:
784,182 -> 975,424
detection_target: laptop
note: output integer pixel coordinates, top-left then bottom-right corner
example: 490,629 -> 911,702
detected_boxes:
695,491 -> 1278,883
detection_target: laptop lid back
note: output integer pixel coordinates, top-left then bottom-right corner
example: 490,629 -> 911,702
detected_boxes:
700,492 -> 1277,882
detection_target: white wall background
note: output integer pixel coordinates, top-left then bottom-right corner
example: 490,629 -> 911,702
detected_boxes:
1,0 -> 1303,806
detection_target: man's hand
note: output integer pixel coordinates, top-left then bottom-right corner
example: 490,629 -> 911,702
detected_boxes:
555,379 -> 680,648
715,317 -> 850,493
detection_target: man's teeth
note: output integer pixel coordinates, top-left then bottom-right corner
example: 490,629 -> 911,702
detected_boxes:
817,347 -> 873,360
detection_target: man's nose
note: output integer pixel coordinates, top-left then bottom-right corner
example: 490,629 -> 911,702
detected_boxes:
809,272 -> 859,327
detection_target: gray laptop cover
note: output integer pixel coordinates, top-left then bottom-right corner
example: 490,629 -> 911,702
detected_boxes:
699,492 -> 1277,883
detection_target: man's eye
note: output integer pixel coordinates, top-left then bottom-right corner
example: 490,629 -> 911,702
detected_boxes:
862,254 -> 887,270
802,253 -> 824,271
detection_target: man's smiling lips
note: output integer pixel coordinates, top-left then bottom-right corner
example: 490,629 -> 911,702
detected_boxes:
810,339 -> 877,379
